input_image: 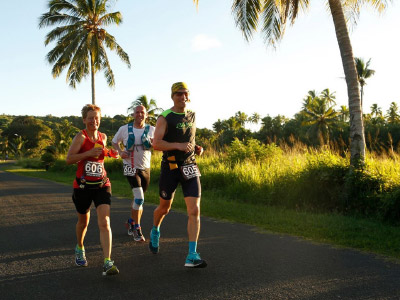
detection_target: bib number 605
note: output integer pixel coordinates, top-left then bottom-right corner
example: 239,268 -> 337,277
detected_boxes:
180,163 -> 201,180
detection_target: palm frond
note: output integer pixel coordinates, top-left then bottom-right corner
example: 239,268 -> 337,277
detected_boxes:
232,0 -> 262,42
261,0 -> 284,47
66,37 -> 90,87
44,22 -> 84,45
104,33 -> 131,67
39,12 -> 82,28
99,44 -> 115,87
99,12 -> 122,26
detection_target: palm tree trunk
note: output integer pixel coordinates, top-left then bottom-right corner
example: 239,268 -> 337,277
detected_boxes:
328,0 -> 365,167
90,51 -> 96,105
360,84 -> 364,108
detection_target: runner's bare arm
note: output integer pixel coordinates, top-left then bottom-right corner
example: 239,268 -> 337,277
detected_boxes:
152,116 -> 193,152
66,133 -> 102,165
112,141 -> 129,159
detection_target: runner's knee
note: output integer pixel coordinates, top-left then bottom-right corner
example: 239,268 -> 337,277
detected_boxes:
97,217 -> 110,231
187,205 -> 200,217
132,187 -> 144,210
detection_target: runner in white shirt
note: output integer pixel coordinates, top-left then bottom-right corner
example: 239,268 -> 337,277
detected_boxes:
112,105 -> 155,242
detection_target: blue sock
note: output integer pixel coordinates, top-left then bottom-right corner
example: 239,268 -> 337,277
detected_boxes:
134,223 -> 140,229
152,225 -> 160,233
189,241 -> 197,254
128,218 -> 135,224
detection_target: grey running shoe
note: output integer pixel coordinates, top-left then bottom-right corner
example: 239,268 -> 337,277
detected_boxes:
133,226 -> 145,242
75,245 -> 88,267
102,260 -> 119,276
184,252 -> 207,268
125,219 -> 134,236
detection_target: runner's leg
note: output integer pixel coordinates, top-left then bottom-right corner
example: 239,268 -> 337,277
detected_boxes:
184,196 -> 201,243
76,211 -> 90,248
96,204 -> 112,259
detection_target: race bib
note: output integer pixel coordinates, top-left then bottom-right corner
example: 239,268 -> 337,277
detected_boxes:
123,164 -> 136,176
180,163 -> 201,180
84,161 -> 103,177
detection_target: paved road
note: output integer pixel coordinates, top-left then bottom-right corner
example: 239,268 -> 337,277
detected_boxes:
1,168 -> 400,300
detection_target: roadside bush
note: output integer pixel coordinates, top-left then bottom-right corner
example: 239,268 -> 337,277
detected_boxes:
16,157 -> 43,169
41,152 -> 57,170
227,138 -> 282,164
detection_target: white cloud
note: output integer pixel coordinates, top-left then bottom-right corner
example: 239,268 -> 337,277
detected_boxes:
191,34 -> 222,52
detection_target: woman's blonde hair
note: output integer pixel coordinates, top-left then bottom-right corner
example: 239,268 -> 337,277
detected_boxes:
81,104 -> 101,119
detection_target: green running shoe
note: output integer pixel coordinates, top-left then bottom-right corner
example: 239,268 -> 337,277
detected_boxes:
102,260 -> 119,276
75,245 -> 88,267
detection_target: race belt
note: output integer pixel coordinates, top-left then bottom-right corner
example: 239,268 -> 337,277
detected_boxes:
76,177 -> 108,189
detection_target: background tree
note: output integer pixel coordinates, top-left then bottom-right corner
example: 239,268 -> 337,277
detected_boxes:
386,102 -> 399,124
249,112 -> 261,125
339,105 -> 350,123
355,57 -> 376,107
193,0 -> 393,166
301,91 -> 339,145
39,0 -> 131,105
127,95 -> 163,126
234,111 -> 248,128
2,116 -> 54,157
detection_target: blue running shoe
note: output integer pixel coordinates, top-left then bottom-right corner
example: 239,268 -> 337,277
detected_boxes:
149,229 -> 160,254
75,245 -> 88,267
102,260 -> 119,276
184,252 -> 207,268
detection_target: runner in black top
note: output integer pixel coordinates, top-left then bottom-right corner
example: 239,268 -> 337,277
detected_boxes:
149,82 -> 207,268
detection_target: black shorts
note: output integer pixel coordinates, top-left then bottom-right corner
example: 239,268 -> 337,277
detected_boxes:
159,162 -> 201,200
125,168 -> 150,192
72,186 -> 112,214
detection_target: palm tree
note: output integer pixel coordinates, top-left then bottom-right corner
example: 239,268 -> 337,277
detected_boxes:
39,0 -> 131,105
339,105 -> 350,123
212,119 -> 224,133
302,97 -> 339,145
386,102 -> 400,124
321,88 -> 336,106
192,0 -> 392,166
355,57 -> 376,107
249,112 -> 261,125
370,103 -> 383,118
234,111 -> 248,128
128,95 -> 163,126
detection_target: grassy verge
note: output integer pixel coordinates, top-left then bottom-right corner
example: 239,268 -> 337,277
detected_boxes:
3,164 -> 400,261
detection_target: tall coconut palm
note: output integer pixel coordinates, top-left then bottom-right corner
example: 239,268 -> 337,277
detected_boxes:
355,57 -> 376,107
39,0 -> 131,105
192,0 -> 392,166
128,95 -> 163,126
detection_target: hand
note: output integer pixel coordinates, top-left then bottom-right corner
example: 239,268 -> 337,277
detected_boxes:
89,146 -> 103,158
195,145 -> 203,156
179,142 -> 194,153
120,151 -> 130,159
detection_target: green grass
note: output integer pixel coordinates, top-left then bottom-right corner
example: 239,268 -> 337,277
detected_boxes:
3,161 -> 400,261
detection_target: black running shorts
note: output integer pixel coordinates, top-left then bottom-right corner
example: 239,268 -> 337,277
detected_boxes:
125,168 -> 150,192
158,162 -> 201,200
72,186 -> 112,214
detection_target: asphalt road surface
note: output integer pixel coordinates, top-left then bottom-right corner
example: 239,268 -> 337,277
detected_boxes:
1,167 -> 400,300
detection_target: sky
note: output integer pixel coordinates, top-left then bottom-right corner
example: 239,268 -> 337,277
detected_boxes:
0,1 -> 399,130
